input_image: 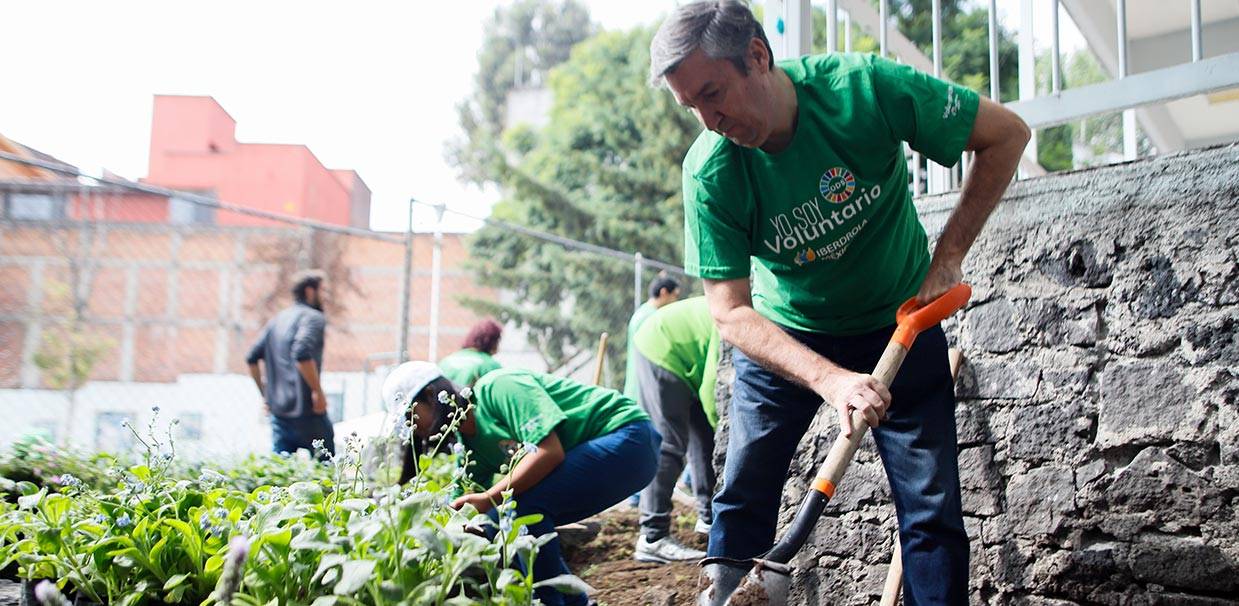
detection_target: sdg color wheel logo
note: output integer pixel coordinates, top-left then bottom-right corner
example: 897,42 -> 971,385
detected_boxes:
820,166 -> 856,203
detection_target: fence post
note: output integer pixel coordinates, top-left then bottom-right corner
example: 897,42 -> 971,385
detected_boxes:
428,203 -> 446,361
633,252 -> 644,312
398,198 -> 414,363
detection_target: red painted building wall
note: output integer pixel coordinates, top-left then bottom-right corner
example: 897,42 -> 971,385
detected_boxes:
136,95 -> 369,228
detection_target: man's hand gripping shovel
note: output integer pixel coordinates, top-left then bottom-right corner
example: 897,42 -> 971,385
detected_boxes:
698,284 -> 971,606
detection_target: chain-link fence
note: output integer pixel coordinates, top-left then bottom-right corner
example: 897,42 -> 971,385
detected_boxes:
0,153 -> 496,460
0,152 -> 690,461
412,200 -> 692,392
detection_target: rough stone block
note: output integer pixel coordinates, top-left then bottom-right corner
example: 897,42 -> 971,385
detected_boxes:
1088,447 -> 1223,535
966,299 -> 1029,353
1125,536 -> 1236,593
1182,313 -> 1238,366
1005,466 -> 1074,536
1008,401 -> 1091,464
958,359 -> 1040,400
959,446 -> 1002,516
1098,361 -> 1205,448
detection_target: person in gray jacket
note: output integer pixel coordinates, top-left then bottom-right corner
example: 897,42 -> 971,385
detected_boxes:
246,269 -> 333,458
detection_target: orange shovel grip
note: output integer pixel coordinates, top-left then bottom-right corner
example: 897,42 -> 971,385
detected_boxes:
891,283 -> 972,349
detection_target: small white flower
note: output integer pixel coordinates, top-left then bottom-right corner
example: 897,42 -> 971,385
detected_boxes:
459,387 -> 473,400
437,390 -> 451,404
451,442 -> 465,456
522,442 -> 537,455
116,514 -> 133,528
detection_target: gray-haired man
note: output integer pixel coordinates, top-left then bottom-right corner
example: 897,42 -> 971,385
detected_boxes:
649,2 -> 1029,603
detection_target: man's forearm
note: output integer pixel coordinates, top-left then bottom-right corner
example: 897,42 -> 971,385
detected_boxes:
930,139 -> 1024,266
296,359 -> 323,393
714,304 -> 845,393
248,363 -> 265,398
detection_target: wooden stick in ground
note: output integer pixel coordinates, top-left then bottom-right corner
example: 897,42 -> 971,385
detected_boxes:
880,347 -> 964,606
591,332 -> 609,385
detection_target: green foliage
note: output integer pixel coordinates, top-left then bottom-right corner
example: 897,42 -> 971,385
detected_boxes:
0,398 -> 557,605
456,20 -> 699,383
448,0 -> 596,185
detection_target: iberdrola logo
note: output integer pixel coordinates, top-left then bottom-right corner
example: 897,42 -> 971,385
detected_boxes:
794,247 -> 817,266
819,166 -> 856,203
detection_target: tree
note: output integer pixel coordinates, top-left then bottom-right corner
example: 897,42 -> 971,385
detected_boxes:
447,0 -> 595,186
455,24 -> 699,383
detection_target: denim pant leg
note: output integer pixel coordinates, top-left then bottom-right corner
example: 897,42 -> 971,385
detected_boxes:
707,349 -> 820,560
271,415 -> 335,459
868,325 -> 968,606
513,421 -> 660,606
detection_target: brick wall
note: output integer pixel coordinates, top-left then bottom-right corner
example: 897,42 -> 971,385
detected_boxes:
0,221 -> 491,388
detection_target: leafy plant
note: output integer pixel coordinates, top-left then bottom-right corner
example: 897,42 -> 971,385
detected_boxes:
0,396 -> 582,605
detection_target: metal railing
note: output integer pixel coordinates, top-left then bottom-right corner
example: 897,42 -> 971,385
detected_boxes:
791,0 -> 1239,195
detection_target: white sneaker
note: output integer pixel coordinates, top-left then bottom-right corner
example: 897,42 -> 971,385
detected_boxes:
634,535 -> 706,564
694,519 -> 711,535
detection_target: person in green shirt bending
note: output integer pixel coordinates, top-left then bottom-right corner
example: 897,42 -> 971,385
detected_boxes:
623,275 -> 682,401
383,362 -> 658,606
650,2 -> 1029,603
631,296 -> 720,564
437,318 -> 503,387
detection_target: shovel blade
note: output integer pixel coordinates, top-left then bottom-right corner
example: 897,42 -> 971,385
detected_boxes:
726,559 -> 792,606
698,557 -> 793,606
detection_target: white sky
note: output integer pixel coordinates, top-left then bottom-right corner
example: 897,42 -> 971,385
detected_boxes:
2,1 -> 1078,233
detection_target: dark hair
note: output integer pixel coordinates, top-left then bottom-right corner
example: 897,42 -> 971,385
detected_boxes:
648,275 -> 681,299
399,376 -> 465,484
649,1 -> 775,87
461,318 -> 503,354
291,269 -> 326,304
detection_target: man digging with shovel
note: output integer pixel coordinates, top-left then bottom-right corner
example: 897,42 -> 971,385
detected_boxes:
648,2 -> 1029,604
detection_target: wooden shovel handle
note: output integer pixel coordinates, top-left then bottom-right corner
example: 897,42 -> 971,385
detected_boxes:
591,332 -> 609,385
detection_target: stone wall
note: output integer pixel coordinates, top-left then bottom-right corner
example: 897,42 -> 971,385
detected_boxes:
711,144 -> 1238,605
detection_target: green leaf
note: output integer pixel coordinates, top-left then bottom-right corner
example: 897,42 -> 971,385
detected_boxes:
205,554 -> 224,573
130,465 -> 152,482
338,498 -> 371,512
163,572 -> 191,590
17,488 -> 45,510
288,482 -> 324,504
533,574 -> 594,595
332,559 -> 376,595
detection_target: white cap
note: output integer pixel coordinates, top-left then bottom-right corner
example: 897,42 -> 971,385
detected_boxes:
381,361 -> 443,410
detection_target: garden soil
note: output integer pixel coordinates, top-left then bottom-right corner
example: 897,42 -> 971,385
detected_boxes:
566,501 -> 708,606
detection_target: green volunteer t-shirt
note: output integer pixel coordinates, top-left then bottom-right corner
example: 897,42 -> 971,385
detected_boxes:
632,296 -> 721,426
438,348 -> 502,387
682,53 -> 979,335
463,368 -> 649,484
623,300 -> 658,400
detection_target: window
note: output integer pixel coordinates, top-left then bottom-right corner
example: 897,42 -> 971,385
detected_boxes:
177,413 -> 203,441
327,391 -> 344,423
169,195 -> 216,225
94,412 -> 137,452
5,193 -> 63,220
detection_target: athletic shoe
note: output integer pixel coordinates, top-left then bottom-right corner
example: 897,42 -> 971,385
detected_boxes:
634,535 -> 706,564
694,518 -> 711,535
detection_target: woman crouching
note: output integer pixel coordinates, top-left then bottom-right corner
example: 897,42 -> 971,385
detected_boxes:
383,362 -> 660,606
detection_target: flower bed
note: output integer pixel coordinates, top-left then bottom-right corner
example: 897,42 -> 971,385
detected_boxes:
0,404 -> 583,605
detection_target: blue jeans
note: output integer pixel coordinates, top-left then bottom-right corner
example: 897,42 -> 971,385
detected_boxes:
709,324 -> 967,606
271,414 -> 334,460
511,420 -> 660,606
